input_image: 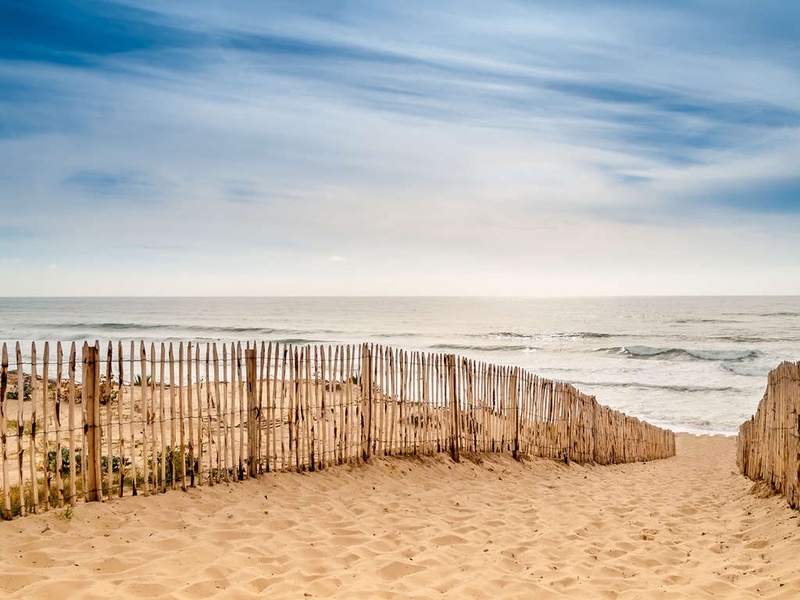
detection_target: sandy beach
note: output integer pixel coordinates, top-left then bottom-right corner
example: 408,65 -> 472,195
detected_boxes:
1,434 -> 798,599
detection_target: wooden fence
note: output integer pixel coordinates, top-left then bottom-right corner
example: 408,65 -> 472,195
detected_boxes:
0,340 -> 675,520
738,361 -> 800,509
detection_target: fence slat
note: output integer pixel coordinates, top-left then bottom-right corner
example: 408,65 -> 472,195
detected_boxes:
29,343 -> 39,513
105,341 -> 113,500
158,343 -> 166,493
178,343 -> 187,491
68,343 -> 77,506
261,341 -> 269,474
246,348 -> 258,478
1,344 -> 10,519
42,342 -> 50,510
56,342 -> 64,507
15,343 -> 25,516
82,343 -> 100,503
118,341 -> 125,497
188,342 -> 197,488
237,342 -> 245,480
129,341 -> 137,497
167,343 -> 176,491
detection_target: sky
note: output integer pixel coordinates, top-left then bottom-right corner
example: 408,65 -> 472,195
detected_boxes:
1,0 -> 799,296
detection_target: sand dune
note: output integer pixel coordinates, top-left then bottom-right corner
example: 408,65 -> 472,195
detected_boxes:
1,434 -> 798,599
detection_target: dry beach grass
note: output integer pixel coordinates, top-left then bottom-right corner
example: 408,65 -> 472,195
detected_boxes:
1,434 -> 798,599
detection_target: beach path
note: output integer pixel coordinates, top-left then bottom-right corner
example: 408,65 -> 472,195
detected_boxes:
1,434 -> 797,599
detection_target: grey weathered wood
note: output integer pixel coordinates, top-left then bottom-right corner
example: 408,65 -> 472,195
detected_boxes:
178,343 -> 186,491
169,343 -> 177,491
212,343 -> 222,483
129,341 -> 137,497
42,342 -> 50,510
448,354 -> 460,463
56,342 -> 64,507
29,343 -> 39,513
105,341 -> 113,500
140,341 -> 150,496
68,343 -> 77,506
82,343 -> 102,502
245,348 -> 258,478
118,341 -> 125,497
1,343 -> 10,518
159,343 -> 167,492
238,342 -> 245,479
15,343 -> 25,515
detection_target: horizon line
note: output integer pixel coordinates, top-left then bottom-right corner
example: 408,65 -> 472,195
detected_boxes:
1,294 -> 799,300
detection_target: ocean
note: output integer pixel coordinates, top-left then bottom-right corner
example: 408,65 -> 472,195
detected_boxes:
1,296 -> 798,436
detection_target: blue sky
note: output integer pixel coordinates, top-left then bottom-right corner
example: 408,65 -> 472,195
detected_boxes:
1,0 -> 799,295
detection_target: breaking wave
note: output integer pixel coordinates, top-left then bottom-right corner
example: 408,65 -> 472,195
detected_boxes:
597,346 -> 760,362
480,331 -> 612,341
430,343 -> 538,353
570,380 -> 741,394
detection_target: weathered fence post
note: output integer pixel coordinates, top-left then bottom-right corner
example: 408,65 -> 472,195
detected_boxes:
0,344 -> 10,519
246,348 -> 259,478
447,354 -> 460,463
361,344 -> 373,461
105,341 -> 113,500
510,367 -> 520,460
82,343 -> 103,502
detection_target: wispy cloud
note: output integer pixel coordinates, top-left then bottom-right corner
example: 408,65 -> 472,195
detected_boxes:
0,1 -> 204,66
63,170 -> 159,206
1,0 -> 799,294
